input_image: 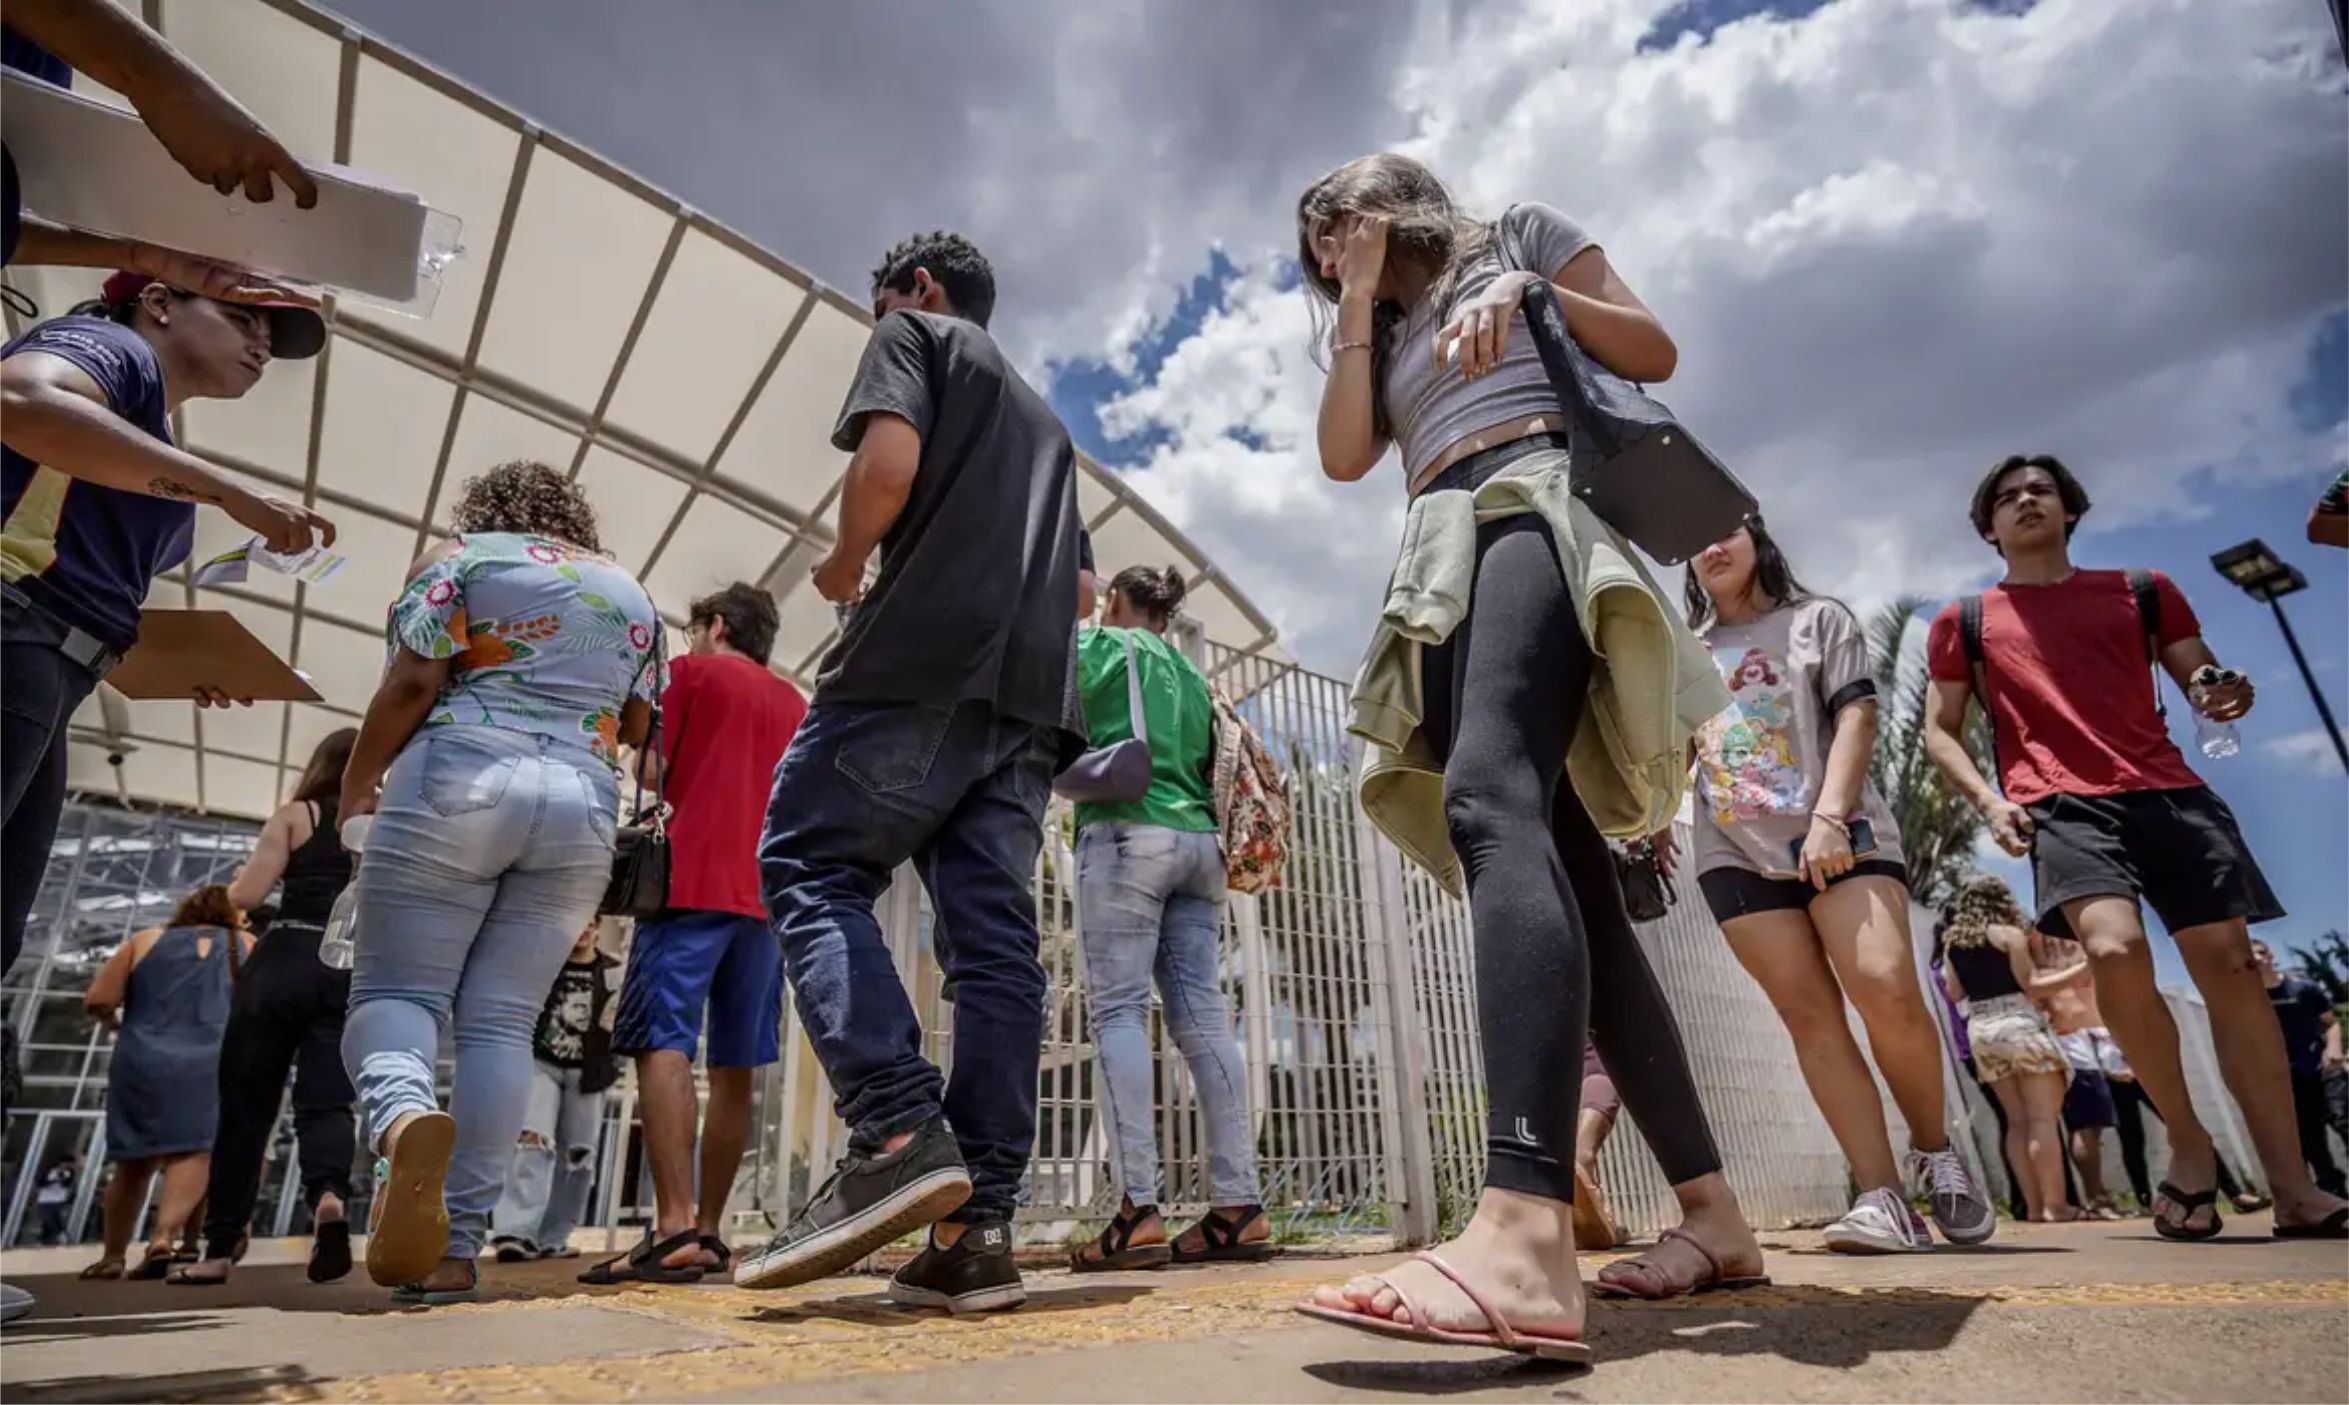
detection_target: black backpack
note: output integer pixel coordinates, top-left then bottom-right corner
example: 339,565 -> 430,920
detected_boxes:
1957,569 -> 2164,789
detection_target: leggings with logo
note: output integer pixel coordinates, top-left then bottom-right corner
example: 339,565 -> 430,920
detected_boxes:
1419,513 -> 1723,1202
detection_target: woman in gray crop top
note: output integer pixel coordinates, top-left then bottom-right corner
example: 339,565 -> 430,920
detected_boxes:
1292,152 -> 1762,1361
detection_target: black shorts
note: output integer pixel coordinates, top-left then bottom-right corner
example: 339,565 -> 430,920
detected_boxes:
2063,1069 -> 2117,1130
2026,787 -> 2283,939
1697,859 -> 1910,923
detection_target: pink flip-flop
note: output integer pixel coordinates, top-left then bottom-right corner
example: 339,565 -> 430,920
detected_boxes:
1294,1250 -> 1593,1364
1588,1226 -> 1771,1301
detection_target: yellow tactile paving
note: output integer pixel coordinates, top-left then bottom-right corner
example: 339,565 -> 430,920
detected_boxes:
264,1274 -> 2349,1403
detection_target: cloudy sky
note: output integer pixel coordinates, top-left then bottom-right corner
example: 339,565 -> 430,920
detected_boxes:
327,0 -> 2346,964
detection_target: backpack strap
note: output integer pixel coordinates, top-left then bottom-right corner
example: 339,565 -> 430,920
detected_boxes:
2126,568 -> 2167,718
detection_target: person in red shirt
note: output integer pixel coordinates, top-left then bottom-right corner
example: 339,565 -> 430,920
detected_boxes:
1923,454 -> 2346,1242
589,583 -> 807,1284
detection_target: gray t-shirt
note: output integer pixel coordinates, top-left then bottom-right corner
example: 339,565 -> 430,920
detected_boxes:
824,310 -> 1087,750
1383,202 -> 1598,479
1692,598 -> 1904,879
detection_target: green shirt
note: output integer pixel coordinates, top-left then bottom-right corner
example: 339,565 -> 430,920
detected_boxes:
1073,626 -> 1217,834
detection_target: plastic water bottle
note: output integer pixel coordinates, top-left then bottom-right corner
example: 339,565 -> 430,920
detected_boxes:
2189,667 -> 2241,760
318,814 -> 371,971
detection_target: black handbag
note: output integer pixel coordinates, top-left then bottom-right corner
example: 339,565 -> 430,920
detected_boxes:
1495,207 -> 1757,566
601,625 -> 672,918
1053,629 -> 1154,804
1614,839 -> 1676,925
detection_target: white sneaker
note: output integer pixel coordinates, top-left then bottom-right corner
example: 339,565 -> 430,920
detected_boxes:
1822,1188 -> 1934,1254
1909,1145 -> 1998,1245
0,1282 -> 33,1325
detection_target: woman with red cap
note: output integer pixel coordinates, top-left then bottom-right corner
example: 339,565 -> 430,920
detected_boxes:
0,272 -> 334,993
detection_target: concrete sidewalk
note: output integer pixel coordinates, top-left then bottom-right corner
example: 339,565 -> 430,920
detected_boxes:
2,1216 -> 2343,1402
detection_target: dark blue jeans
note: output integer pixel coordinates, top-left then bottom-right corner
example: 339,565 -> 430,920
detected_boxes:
2,597 -> 100,975
759,698 -> 1056,1223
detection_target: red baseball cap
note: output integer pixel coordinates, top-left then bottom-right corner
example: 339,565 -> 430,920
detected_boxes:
98,270 -> 327,360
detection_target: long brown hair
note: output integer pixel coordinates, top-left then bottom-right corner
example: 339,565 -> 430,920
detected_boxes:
290,728 -> 357,805
170,884 -> 242,931
1295,153 -> 1495,438
1941,874 -> 2026,951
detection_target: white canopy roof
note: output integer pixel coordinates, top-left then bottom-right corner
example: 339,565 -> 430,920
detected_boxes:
5,0 -> 1283,822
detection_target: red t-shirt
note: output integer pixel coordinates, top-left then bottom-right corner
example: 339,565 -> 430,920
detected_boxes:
1925,569 -> 2203,806
657,653 -> 807,917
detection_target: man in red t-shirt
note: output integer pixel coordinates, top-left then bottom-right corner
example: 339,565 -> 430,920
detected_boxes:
596,583 -> 807,1282
1923,454 -> 2345,1241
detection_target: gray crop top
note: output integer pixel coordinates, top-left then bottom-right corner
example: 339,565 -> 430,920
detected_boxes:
1382,202 -> 1598,481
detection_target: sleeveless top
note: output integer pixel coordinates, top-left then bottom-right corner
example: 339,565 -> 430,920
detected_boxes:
1948,942 -> 2022,1001
276,798 -> 352,926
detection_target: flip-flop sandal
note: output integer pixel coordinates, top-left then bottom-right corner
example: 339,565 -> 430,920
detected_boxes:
165,1255 -> 239,1287
1070,1205 -> 1172,1273
698,1234 -> 733,1274
392,1260 -> 478,1307
1571,1167 -> 1622,1251
577,1228 -> 707,1285
1171,1205 -> 1276,1264
1588,1226 -> 1772,1301
2152,1182 -> 2223,1243
1294,1250 -> 1592,1364
78,1259 -> 125,1280
124,1245 -> 177,1281
367,1111 -> 457,1288
2272,1207 -> 2348,1240
309,1221 -> 352,1283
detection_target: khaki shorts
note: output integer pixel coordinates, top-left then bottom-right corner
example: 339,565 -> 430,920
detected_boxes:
1968,994 -> 2067,1083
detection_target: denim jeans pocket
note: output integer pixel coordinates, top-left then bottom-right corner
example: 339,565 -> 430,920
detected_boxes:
574,766 -> 618,849
835,704 -> 955,795
418,731 -> 522,818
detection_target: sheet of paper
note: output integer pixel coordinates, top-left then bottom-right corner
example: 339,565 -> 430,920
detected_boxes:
192,537 -> 347,588
4,70 -> 430,302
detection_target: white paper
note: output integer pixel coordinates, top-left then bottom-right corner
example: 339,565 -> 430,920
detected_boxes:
4,69 -> 431,302
192,537 -> 347,588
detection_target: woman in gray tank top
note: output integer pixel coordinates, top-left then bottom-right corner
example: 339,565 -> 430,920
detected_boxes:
78,885 -> 249,1279
1292,152 -> 1761,1363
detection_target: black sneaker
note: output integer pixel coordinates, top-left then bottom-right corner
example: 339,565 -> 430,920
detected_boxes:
734,1116 -> 971,1290
888,1220 -> 1025,1314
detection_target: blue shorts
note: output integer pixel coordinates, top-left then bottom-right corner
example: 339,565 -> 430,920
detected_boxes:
612,909 -> 783,1068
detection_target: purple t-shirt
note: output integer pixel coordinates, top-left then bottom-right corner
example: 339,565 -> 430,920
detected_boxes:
2,317 -> 188,651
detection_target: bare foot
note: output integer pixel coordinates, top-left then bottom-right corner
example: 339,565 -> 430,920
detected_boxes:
2274,1187 -> 2349,1233
1594,1202 -> 1764,1298
1306,1189 -> 1584,1339
167,1257 -> 234,1285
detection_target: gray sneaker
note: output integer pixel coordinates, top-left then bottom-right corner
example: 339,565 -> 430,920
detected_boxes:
1910,1146 -> 1997,1245
0,1282 -> 33,1325
1822,1187 -> 1934,1254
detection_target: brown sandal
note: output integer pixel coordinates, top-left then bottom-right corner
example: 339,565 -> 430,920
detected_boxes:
1589,1226 -> 1770,1301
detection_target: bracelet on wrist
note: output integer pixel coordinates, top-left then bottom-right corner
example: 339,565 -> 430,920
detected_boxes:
1332,339 -> 1372,353
1810,811 -> 1850,835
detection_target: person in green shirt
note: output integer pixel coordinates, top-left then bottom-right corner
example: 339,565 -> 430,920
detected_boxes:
1066,566 -> 1269,1272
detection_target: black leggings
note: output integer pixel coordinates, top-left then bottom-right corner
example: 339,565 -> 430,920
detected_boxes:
202,926 -> 357,1259
1420,512 -> 1722,1202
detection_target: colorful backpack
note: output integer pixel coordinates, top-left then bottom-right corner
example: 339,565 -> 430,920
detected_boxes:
1208,684 -> 1291,895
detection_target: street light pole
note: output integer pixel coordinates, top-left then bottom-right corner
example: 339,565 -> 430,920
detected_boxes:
2210,538 -> 2346,775
2266,593 -> 2348,773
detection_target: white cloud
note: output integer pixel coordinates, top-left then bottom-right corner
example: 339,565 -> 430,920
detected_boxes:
1088,0 -> 2348,673
2263,726 -> 2349,776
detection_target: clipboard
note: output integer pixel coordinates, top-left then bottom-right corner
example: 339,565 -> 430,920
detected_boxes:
108,610 -> 321,702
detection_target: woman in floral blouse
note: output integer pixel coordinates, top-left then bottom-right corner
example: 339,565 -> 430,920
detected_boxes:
338,460 -> 661,1303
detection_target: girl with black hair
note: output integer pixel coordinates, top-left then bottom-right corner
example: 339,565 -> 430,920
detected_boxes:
1065,566 -> 1269,1272
171,728 -> 363,1287
1293,151 -> 1760,1363
1679,520 -> 1995,1252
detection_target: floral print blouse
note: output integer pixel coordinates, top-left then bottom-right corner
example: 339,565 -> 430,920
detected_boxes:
389,532 -> 664,768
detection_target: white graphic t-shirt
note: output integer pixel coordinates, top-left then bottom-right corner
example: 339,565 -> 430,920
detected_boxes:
1692,598 -> 1905,879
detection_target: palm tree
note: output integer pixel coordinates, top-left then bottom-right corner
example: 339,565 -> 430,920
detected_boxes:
1865,597 -> 1993,908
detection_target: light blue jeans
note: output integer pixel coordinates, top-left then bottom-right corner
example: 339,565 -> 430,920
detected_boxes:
1075,821 -> 1260,1207
490,1060 -> 603,1253
342,726 -> 616,1260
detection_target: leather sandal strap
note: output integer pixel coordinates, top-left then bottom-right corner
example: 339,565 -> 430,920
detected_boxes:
1659,1226 -> 1726,1286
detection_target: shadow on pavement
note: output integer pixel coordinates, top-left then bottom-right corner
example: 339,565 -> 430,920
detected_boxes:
752,1281 -> 1153,1327
1301,1284 -> 1988,1393
7,1362 -> 327,1405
